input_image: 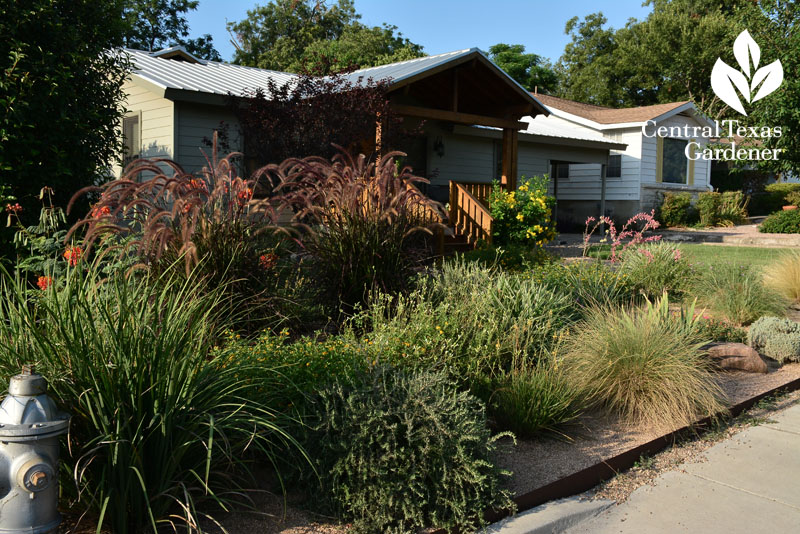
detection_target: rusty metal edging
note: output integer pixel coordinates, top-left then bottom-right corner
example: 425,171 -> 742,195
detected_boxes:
476,375 -> 800,526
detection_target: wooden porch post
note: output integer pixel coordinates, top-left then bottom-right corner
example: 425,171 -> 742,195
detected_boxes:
600,163 -> 607,233
501,128 -> 518,191
551,162 -> 558,228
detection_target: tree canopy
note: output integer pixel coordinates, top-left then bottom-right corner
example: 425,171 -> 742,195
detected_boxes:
1,0 -> 131,256
122,0 -> 222,60
488,44 -> 558,94
228,0 -> 424,73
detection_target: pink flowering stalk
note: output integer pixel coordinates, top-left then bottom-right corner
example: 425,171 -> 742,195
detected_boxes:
582,210 -> 662,262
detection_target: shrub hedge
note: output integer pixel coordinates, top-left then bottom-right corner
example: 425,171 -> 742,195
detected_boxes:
760,209 -> 800,233
658,192 -> 696,227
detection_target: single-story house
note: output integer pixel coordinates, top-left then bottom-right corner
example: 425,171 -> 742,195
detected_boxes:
529,94 -> 716,225
117,46 -> 627,240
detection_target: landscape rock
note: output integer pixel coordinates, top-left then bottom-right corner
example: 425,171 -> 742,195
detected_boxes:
704,343 -> 768,373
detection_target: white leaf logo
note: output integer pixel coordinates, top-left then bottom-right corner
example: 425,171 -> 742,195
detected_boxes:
711,29 -> 784,116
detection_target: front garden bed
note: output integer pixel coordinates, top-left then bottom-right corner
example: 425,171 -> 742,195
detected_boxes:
497,363 -> 800,500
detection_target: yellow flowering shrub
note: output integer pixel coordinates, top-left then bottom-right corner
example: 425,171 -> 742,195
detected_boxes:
488,176 -> 556,246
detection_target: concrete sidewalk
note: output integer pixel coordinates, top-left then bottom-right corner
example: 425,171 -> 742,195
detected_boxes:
564,403 -> 800,534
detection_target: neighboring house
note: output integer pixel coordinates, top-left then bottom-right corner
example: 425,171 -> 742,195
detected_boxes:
530,94 -> 716,225
118,46 -> 626,240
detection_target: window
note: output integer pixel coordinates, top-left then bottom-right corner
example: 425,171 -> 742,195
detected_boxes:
556,163 -> 569,179
661,138 -> 688,184
122,114 -> 140,165
607,155 -> 622,178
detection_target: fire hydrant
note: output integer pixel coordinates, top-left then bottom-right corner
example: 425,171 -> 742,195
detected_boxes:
0,365 -> 70,533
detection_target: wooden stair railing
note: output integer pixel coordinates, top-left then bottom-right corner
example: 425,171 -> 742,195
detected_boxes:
449,181 -> 493,245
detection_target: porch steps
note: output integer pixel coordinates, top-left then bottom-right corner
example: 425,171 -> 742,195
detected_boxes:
441,230 -> 476,256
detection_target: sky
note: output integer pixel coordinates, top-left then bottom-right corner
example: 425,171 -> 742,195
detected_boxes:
185,0 -> 653,64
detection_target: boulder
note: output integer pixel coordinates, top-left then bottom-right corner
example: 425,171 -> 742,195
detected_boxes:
703,342 -> 768,373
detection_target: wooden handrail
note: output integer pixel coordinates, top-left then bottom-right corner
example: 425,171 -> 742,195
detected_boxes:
449,181 -> 493,245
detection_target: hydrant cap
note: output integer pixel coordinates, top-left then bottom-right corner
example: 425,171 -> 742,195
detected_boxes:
8,373 -> 47,397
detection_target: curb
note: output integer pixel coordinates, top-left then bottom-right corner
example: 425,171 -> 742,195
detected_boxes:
480,497 -> 614,534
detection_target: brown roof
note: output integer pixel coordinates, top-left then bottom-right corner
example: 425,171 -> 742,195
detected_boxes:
534,94 -> 691,124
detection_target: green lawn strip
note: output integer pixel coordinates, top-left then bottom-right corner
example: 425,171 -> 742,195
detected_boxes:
677,244 -> 792,269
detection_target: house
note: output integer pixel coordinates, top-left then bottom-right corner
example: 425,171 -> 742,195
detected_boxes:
118,46 -> 626,241
529,94 -> 716,226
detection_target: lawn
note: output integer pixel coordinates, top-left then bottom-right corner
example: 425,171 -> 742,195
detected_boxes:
587,243 -> 792,269
677,244 -> 793,269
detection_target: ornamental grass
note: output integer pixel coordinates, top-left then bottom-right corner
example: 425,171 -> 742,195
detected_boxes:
563,295 -> 727,431
763,251 -> 800,303
0,264 -> 302,534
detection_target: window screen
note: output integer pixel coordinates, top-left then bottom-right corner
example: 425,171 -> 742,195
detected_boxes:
661,138 -> 687,184
607,155 -> 622,178
123,115 -> 140,165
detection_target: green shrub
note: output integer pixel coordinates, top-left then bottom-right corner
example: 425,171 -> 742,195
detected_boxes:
563,296 -> 727,430
694,316 -> 747,343
619,242 -> 694,299
457,242 -> 555,271
0,266 -> 299,534
750,183 -> 800,215
691,263 -> 786,324
760,208 -> 800,233
488,176 -> 557,246
216,332 -> 371,415
696,191 -> 748,227
718,191 -> 749,225
361,260 -> 576,390
306,367 -> 514,534
658,192 -> 696,227
785,190 -> 800,207
748,316 -> 800,364
490,362 -> 580,438
529,260 -> 636,309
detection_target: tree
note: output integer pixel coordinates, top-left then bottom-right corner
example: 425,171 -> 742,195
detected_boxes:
556,13 -> 631,106
556,2 -> 746,117
1,0 -> 130,257
122,0 -> 222,61
487,44 -> 558,93
228,0 -> 424,73
741,0 -> 800,175
300,23 -> 423,74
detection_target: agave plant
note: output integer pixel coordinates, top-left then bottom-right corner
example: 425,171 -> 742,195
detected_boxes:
262,149 -> 446,310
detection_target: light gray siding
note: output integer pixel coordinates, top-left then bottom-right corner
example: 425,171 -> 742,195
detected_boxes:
174,102 -> 241,175
114,79 -> 174,176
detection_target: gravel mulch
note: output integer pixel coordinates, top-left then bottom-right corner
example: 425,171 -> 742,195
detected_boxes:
496,363 -> 800,497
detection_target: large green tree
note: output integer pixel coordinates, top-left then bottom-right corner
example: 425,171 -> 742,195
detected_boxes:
742,0 -> 800,174
556,1 -> 745,117
1,0 -> 130,256
123,0 -> 222,61
487,44 -> 558,93
228,0 -> 424,73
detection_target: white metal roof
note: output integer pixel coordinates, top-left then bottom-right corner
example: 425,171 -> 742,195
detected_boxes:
126,48 -> 297,97
522,115 -> 625,147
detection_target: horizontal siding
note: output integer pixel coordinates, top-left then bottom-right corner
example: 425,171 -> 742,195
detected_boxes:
427,132 -> 495,186
114,80 -> 174,176
643,114 -> 711,190
175,102 -> 242,175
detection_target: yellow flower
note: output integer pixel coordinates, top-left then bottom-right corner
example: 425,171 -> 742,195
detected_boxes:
516,213 -> 524,221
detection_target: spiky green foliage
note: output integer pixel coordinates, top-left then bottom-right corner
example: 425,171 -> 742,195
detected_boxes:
306,367 -> 514,534
0,265 -> 301,533
564,296 -> 727,430
748,316 -> 800,364
490,362 -> 581,438
620,242 -> 694,299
